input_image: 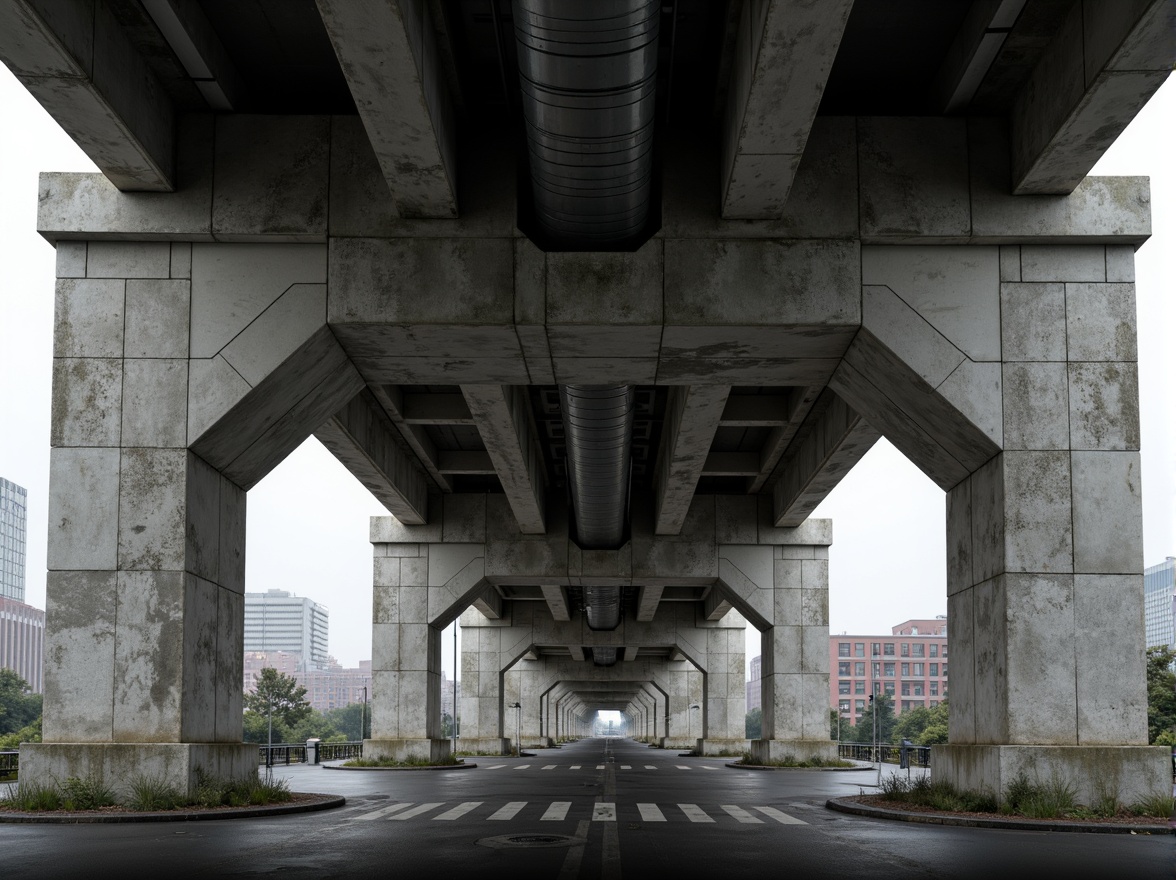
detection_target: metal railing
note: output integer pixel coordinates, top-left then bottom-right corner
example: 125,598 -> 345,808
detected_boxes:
838,742 -> 931,769
258,741 -> 364,766
0,750 -> 17,778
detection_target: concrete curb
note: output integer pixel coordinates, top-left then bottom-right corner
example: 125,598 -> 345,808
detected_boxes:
323,761 -> 477,771
726,762 -> 864,772
0,793 -> 345,824
825,797 -> 1174,835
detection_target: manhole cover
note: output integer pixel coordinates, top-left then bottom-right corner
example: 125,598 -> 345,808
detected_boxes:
477,834 -> 585,850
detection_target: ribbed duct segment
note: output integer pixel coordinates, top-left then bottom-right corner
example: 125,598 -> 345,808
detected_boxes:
560,385 -> 635,550
513,0 -> 659,247
590,646 -> 619,666
584,585 -> 622,632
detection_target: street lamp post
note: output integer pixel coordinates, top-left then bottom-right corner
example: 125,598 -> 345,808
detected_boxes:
360,685 -> 367,745
509,702 -> 521,757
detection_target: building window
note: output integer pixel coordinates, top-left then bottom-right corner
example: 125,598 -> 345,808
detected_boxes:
855,699 -> 866,713
930,682 -> 939,696
901,662 -> 910,677
901,682 -> 910,696
839,700 -> 851,713
883,643 -> 895,656
838,661 -> 851,676
871,642 -> 881,656
838,643 -> 850,657
930,663 -> 938,677
855,680 -> 865,694
884,682 -> 895,695
912,643 -> 925,658
839,680 -> 851,694
854,662 -> 865,677
930,700 -> 939,708
914,683 -> 924,696
854,642 -> 865,657
942,664 -> 948,679
884,662 -> 895,677
913,663 -> 923,677
941,646 -> 948,659
930,644 -> 939,658
900,643 -> 910,657
872,662 -> 880,678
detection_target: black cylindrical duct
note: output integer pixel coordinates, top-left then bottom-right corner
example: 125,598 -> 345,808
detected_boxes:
513,0 -> 659,248
560,385 -> 634,552
590,646 -> 619,667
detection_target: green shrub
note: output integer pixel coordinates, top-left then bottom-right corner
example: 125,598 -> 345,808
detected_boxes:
1018,778 -> 1078,819
60,775 -> 117,811
1129,793 -> 1175,818
1,779 -> 62,811
344,755 -> 459,767
127,774 -> 183,811
193,769 -> 291,807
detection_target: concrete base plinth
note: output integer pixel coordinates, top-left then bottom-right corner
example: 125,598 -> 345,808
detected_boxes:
20,742 -> 257,796
364,738 -> 452,763
661,737 -> 693,749
932,744 -> 1172,805
455,737 -> 511,755
749,739 -> 838,764
696,738 -> 750,757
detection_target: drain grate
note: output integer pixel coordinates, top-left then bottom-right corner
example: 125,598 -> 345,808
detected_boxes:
477,833 -> 585,850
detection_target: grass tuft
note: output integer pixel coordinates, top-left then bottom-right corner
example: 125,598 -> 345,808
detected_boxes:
126,774 -> 184,812
737,751 -> 855,768
1129,792 -> 1175,818
1,779 -> 63,811
59,775 -> 117,811
344,755 -> 460,768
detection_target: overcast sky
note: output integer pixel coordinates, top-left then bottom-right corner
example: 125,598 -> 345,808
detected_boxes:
1,67 -> 1172,677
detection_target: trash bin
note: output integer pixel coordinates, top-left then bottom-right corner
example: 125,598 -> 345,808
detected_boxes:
306,738 -> 321,765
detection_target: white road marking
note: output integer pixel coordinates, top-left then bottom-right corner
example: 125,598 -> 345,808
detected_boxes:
352,802 -> 413,821
542,802 -> 571,821
542,764 -> 557,770
433,802 -> 482,820
753,806 -> 808,825
675,765 -> 691,770
678,803 -> 714,823
388,802 -> 444,820
644,765 -> 657,770
487,802 -> 528,820
484,765 -> 506,770
721,805 -> 763,824
621,765 -> 631,769
637,803 -> 666,822
513,764 -> 531,770
570,765 -> 581,770
701,766 -> 718,771
596,764 -> 605,769
593,803 -> 617,822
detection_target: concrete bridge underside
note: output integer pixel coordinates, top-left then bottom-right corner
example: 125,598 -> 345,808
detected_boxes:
3,0 -> 1170,805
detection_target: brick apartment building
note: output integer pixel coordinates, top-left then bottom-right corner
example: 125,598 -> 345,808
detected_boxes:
829,617 -> 948,727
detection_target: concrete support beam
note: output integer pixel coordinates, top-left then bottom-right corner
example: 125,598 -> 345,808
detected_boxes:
541,585 -> 571,622
747,387 -> 823,493
0,0 -> 175,190
314,388 -> 429,524
437,450 -> 495,475
402,392 -> 474,425
1011,0 -> 1175,194
935,0 -> 1027,113
471,587 -> 502,620
315,0 -> 458,218
462,385 -> 546,534
703,588 -> 732,623
654,386 -> 730,535
568,646 -> 586,663
635,585 -> 663,623
141,0 -> 244,110
369,386 -> 452,492
771,390 -> 882,527
719,0 -> 854,218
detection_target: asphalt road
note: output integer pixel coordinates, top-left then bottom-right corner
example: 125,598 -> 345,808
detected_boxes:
1,737 -> 1171,880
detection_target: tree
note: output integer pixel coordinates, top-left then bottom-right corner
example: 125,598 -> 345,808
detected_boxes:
1146,645 -> 1176,743
0,670 -> 41,735
244,668 -> 312,735
323,703 -> 372,740
852,693 -> 897,744
892,705 -> 933,743
745,707 -> 762,739
830,708 -> 853,742
917,701 -> 949,745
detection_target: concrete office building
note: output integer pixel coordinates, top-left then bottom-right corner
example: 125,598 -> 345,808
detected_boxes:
7,1 -> 1171,804
1143,557 -> 1176,650
830,618 -> 949,726
243,590 -> 329,672
746,656 -> 762,713
0,596 -> 44,694
300,660 -> 372,713
0,478 -> 27,602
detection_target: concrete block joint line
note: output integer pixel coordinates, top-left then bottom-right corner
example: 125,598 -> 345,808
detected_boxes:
5,0 -> 1171,844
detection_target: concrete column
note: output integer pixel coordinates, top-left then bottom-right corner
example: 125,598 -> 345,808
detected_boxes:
934,249 -> 1166,802
752,543 -> 835,763
24,243 -> 255,794
697,610 -> 748,755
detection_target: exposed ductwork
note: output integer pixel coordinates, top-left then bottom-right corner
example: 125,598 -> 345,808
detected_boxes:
590,646 -> 619,667
560,385 -> 635,552
513,0 -> 660,248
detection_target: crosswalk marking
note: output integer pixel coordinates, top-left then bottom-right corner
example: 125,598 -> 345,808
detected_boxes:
488,802 -> 527,821
485,765 -> 506,770
541,802 -> 571,821
513,765 -> 531,770
721,805 -> 763,824
675,765 -> 691,770
542,764 -> 556,770
353,802 -> 413,821
678,803 -> 714,823
621,765 -> 631,769
570,765 -> 581,770
753,806 -> 808,826
701,766 -> 718,771
644,765 -> 657,770
593,803 -> 616,822
637,803 -> 666,822
596,764 -> 605,769
434,802 -> 482,821
389,803 -> 444,820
